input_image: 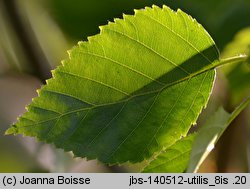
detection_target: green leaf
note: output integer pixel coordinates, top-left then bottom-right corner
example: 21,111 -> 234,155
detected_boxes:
221,27 -> 250,105
187,96 -> 250,173
142,133 -> 196,173
6,5 -> 219,164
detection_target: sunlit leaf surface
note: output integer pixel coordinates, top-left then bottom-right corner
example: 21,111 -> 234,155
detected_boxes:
7,5 -> 218,164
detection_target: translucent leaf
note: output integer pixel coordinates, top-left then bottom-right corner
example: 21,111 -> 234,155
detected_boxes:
221,27 -> 250,105
187,97 -> 250,173
142,134 -> 196,173
6,5 -> 219,164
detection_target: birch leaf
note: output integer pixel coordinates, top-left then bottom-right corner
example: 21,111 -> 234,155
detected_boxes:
6,5 -> 218,164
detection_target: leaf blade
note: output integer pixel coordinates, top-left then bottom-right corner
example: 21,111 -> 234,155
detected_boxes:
142,134 -> 196,173
6,5 -> 219,164
187,96 -> 250,173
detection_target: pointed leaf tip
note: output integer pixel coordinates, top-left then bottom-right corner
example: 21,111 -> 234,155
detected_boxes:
7,5 -> 218,165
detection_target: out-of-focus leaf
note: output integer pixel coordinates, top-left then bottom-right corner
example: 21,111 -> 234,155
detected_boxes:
143,134 -> 196,173
221,28 -> 250,59
0,1 -> 27,72
221,27 -> 250,105
187,97 -> 250,173
16,0 -> 70,67
6,6 -> 218,164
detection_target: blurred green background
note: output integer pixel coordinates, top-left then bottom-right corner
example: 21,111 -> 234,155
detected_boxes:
0,0 -> 250,172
